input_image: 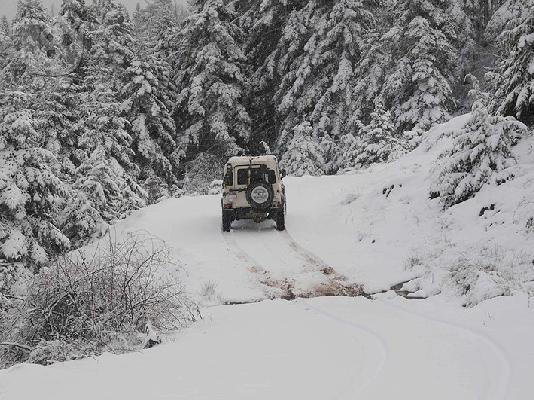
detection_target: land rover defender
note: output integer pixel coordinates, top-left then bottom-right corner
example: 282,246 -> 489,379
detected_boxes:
221,155 -> 286,232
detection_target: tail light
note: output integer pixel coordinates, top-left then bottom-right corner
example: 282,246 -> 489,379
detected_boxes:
223,192 -> 237,208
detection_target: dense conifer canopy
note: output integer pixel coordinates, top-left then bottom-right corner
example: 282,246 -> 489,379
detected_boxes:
0,0 -> 532,263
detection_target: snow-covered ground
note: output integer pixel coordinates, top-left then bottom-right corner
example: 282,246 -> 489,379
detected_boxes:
1,296 -> 533,399
1,116 -> 534,399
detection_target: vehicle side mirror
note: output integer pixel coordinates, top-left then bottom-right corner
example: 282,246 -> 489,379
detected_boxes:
280,169 -> 286,178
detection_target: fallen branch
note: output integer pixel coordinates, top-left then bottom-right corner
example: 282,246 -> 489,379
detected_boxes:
3,294 -> 26,301
0,342 -> 32,352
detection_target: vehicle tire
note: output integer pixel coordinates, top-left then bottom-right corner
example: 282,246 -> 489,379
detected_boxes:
275,209 -> 285,231
222,210 -> 232,232
246,182 -> 274,210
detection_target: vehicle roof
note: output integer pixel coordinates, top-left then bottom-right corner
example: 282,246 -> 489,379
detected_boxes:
227,155 -> 278,168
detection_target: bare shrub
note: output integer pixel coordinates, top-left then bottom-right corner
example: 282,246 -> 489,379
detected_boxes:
448,246 -> 533,307
26,340 -> 98,366
200,280 -> 218,301
0,262 -> 32,368
1,232 -> 199,367
405,254 -> 423,269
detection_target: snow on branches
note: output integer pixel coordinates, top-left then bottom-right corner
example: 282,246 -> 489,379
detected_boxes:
490,0 -> 534,125
431,93 -> 527,208
174,0 -> 250,162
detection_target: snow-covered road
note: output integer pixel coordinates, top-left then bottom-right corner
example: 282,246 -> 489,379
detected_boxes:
114,192 -> 363,302
111,180 -> 419,303
0,297 -> 516,400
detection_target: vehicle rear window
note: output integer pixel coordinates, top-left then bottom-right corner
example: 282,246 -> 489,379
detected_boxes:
237,169 -> 248,185
236,166 -> 276,185
251,168 -> 276,184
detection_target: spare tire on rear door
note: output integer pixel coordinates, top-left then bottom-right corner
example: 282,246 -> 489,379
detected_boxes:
246,181 -> 274,210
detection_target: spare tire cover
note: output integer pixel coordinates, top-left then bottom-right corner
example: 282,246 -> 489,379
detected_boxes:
246,182 -> 274,209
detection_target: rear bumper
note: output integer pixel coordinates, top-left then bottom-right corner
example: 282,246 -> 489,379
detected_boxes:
225,207 -> 283,221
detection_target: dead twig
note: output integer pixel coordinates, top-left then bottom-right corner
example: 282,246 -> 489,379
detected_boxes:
0,342 -> 32,352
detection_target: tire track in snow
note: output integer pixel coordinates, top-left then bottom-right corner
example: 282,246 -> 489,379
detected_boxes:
223,225 -> 510,398
300,298 -> 511,400
376,299 -> 512,400
222,231 -> 263,269
279,229 -> 367,297
282,229 -> 425,300
294,299 -> 388,400
278,230 -> 331,270
222,232 -> 291,299
223,225 -> 365,299
226,220 -> 329,273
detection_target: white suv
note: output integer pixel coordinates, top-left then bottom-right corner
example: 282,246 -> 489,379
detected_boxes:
221,155 -> 286,232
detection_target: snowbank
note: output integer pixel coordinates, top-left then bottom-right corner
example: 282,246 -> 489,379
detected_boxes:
286,114 -> 534,305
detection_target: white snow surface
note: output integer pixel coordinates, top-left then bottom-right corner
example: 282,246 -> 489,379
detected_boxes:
1,115 -> 534,399
1,296 -> 533,399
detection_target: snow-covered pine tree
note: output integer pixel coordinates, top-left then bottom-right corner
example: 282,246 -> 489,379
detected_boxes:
57,0 -> 94,73
12,0 -> 52,53
121,59 -> 180,202
0,91 -> 71,266
119,1 -> 182,202
351,27 -> 393,123
59,0 -> 89,25
352,0 -> 477,137
0,16 -> 12,77
133,0 -> 180,58
174,0 -> 251,165
431,88 -> 527,208
350,102 -> 403,168
148,0 -> 180,51
256,0 -> 374,174
284,0 -> 376,172
88,0 -> 134,79
490,0 -> 534,125
0,16 -> 8,33
269,1 -> 312,130
292,0 -> 375,125
380,0 -> 458,133
280,121 -> 325,177
267,2 -> 320,168
73,146 -> 146,221
5,0 -> 57,82
1,0 -> 182,259
240,0 -> 307,154
0,16 -> 9,43
0,1 -> 83,266
44,0 -> 108,245
73,0 -> 147,219
485,0 -> 530,48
